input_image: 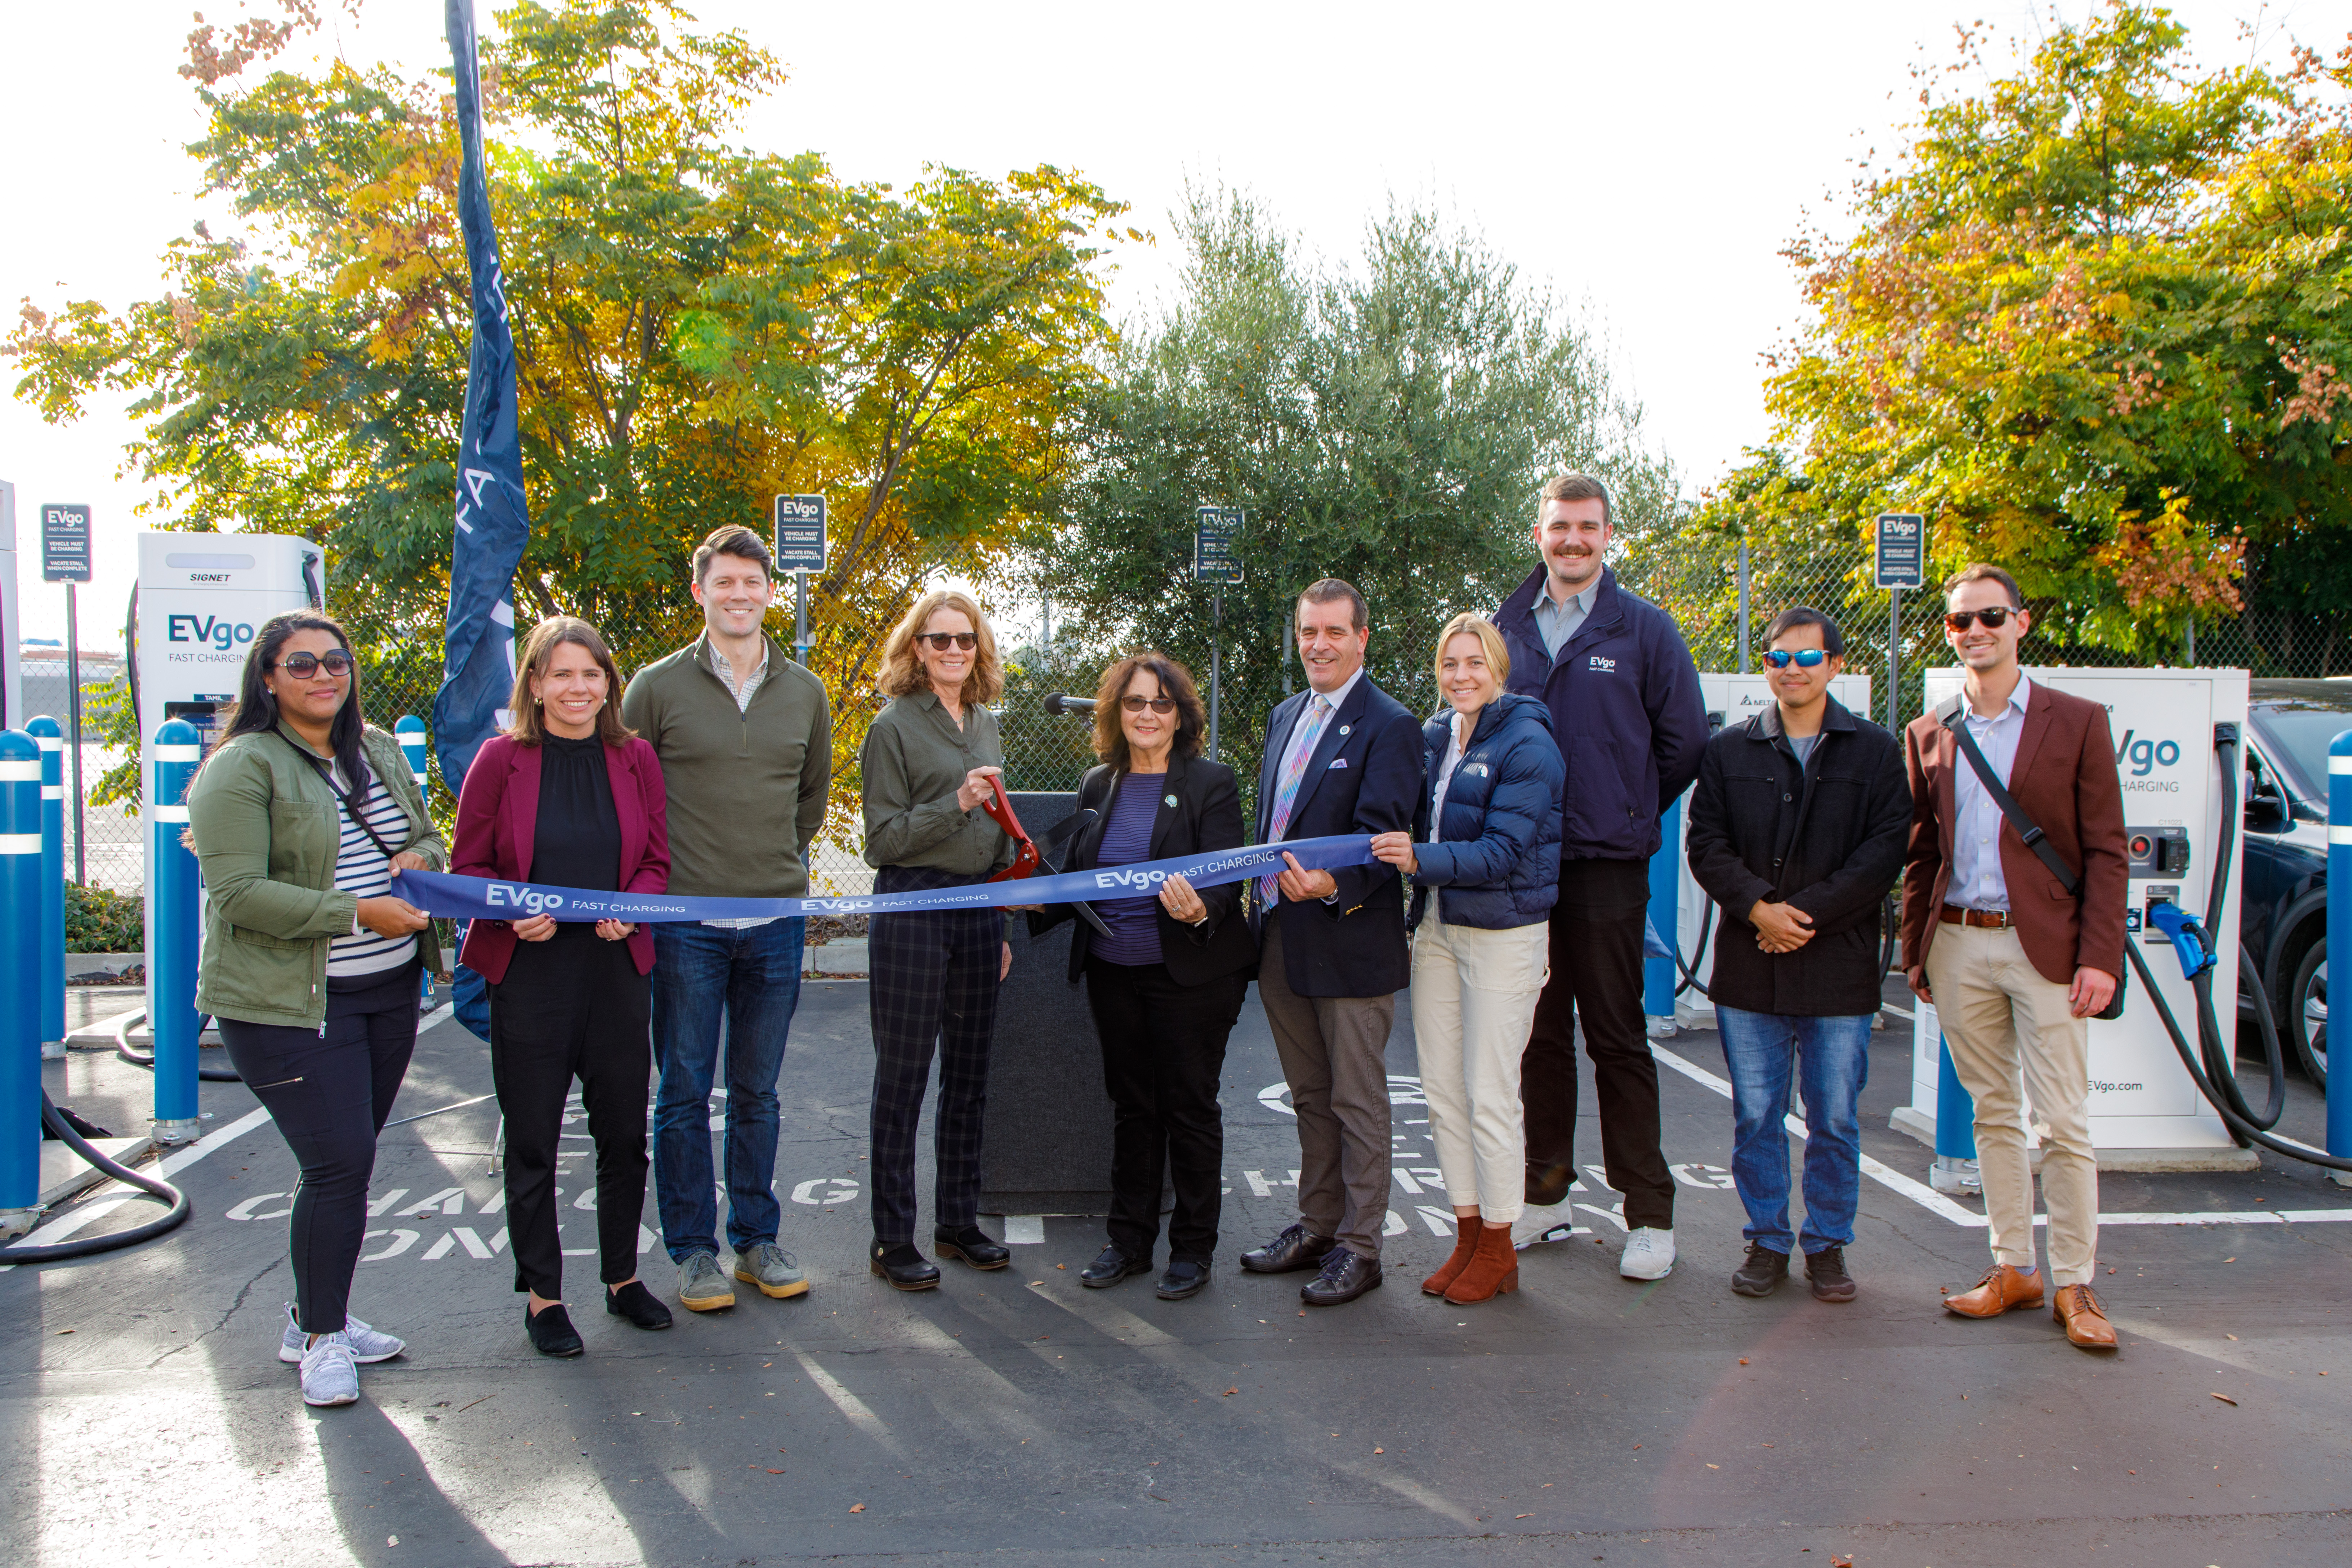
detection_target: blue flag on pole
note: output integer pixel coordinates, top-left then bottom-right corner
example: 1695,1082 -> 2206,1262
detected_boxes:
432,0 -> 530,798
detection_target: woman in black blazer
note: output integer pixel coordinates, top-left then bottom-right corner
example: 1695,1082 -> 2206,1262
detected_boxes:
1031,653 -> 1256,1301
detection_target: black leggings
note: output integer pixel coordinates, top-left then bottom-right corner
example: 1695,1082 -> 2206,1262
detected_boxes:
490,932 -> 652,1300
218,962 -> 421,1336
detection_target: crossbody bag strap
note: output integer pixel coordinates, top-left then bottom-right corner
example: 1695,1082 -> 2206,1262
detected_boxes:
277,731 -> 403,862
1940,706 -> 2079,897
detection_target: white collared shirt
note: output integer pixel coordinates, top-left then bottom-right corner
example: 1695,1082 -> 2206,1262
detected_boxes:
1281,667 -> 1364,757
1949,673 -> 2033,912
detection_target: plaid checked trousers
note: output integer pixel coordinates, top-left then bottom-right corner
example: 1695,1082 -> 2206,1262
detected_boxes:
867,865 -> 1005,1247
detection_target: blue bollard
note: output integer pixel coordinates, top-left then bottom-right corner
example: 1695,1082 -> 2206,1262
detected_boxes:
0,731 -> 42,1226
28,716 -> 66,1059
394,715 -> 430,791
2329,729 -> 2352,1181
149,720 -> 205,1143
1643,795 -> 1681,1032
1930,1032 -> 1981,1193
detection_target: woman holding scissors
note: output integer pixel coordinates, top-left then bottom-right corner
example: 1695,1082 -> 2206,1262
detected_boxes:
858,590 -> 1019,1291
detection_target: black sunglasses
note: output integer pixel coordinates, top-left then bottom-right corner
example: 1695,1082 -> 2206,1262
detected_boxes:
1120,695 -> 1178,714
1944,607 -> 2017,632
916,632 -> 979,651
273,651 -> 353,678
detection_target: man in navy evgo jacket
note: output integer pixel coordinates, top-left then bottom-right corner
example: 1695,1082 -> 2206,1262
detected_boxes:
1493,473 -> 1708,1281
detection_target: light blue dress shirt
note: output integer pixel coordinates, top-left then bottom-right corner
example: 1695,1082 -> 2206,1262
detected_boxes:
1949,674 -> 2033,912
1532,578 -> 1601,660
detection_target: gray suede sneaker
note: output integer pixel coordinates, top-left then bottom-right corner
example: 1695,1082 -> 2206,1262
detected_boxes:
677,1249 -> 737,1312
299,1332 -> 360,1407
279,1304 -> 404,1365
733,1241 -> 809,1299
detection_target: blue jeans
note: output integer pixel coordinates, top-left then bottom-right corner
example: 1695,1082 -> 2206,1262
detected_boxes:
651,919 -> 806,1261
1714,1006 -> 1871,1256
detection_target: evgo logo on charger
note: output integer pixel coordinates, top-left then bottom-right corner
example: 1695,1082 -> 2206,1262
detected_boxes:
166,615 -> 257,651
2114,729 -> 2183,792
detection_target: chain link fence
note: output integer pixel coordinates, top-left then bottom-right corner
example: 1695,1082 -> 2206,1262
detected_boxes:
55,533 -> 2352,905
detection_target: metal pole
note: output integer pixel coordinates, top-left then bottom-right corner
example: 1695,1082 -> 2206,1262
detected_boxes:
2329,727 -> 2352,1183
0,730 -> 41,1236
66,582 -> 84,884
1735,542 -> 1751,674
1209,584 -> 1223,762
794,570 -> 809,666
1887,585 -> 1903,734
2184,614 -> 2196,667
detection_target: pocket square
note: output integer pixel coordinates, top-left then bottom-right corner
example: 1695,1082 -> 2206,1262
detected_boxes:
1326,757 -> 1349,769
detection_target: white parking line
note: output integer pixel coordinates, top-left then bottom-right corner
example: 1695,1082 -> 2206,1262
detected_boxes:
1646,1043 -> 2352,1232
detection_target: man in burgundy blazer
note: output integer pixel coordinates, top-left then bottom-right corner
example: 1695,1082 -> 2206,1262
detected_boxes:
1900,563 -> 2126,1350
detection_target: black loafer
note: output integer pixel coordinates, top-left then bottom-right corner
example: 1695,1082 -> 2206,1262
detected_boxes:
1731,1243 -> 1789,1298
1300,1249 -> 1382,1306
606,1279 -> 674,1330
1239,1223 -> 1338,1274
869,1242 -> 941,1291
934,1225 -> 1012,1270
1156,1259 -> 1212,1300
525,1302 -> 584,1357
1525,1160 -> 1574,1208
1081,1244 -> 1151,1288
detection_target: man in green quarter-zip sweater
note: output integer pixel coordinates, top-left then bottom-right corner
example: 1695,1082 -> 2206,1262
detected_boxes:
621,525 -> 832,1314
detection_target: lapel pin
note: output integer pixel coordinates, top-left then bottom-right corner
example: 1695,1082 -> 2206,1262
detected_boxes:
1339,725 -> 1351,736
1164,794 -> 1178,808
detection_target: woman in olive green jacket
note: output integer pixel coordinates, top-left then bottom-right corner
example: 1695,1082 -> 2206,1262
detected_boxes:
186,612 -> 444,1409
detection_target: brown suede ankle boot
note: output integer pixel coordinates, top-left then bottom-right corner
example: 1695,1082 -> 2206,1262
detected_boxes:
1421,1215 -> 1483,1296
1443,1221 -> 1520,1304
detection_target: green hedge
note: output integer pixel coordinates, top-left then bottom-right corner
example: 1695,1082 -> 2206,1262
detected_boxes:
65,882 -> 143,953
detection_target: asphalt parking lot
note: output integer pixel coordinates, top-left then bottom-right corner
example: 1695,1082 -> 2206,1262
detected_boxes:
4,978 -> 2348,1568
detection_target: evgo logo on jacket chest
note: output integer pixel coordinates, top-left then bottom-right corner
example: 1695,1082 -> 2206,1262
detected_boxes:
1588,655 -> 1616,673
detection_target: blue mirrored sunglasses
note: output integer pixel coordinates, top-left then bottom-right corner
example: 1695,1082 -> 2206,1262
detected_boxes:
1763,648 -> 1827,669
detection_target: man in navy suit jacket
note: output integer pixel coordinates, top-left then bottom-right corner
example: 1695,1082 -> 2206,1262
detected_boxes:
1237,580 -> 1424,1307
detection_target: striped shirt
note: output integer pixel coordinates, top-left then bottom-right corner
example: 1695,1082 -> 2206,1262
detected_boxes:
326,762 -> 418,978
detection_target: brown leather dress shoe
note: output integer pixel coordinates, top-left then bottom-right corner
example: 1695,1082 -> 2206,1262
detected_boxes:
2052,1283 -> 2119,1349
1942,1263 -> 2045,1317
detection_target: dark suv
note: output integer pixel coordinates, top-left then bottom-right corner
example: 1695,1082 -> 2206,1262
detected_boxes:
2240,679 -> 2343,1081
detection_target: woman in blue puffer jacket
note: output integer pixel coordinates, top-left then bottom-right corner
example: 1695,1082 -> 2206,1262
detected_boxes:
1370,612 -> 1563,1305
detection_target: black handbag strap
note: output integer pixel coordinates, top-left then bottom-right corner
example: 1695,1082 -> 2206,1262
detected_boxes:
277,731 -> 403,862
1936,695 -> 2079,897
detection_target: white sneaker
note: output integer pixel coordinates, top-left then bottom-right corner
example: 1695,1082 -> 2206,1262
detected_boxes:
279,1305 -> 405,1365
1619,1227 -> 1676,1280
299,1333 -> 361,1407
1510,1201 -> 1581,1250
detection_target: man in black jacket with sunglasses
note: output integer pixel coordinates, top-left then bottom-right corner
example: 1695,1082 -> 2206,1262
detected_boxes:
1686,606 -> 1909,1304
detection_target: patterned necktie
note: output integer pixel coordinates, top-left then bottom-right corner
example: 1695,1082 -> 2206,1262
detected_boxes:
1259,693 -> 1334,903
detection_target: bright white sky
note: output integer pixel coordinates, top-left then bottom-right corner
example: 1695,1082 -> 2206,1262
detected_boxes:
0,0 -> 2324,644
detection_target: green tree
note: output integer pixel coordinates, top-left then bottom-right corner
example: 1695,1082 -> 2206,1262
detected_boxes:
8,0 -> 1126,835
1705,6 -> 2351,663
1040,188 -> 1677,797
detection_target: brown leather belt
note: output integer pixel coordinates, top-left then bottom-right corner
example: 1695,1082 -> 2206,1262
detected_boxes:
1940,904 -> 2012,930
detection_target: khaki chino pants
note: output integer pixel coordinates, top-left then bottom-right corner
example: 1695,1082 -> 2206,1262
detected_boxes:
1257,923 -> 1397,1259
1925,921 -> 2099,1286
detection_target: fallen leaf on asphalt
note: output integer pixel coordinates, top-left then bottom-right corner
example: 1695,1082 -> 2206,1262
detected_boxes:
1631,1444 -> 1641,1450
1373,1448 -> 1383,1454
2224,1257 -> 2235,1263
849,1504 -> 865,1514
55,1330 -> 72,1336
1057,1263 -> 1067,1270
765,1469 -> 784,1475
1761,1442 -> 1774,1448
2211,1393 -> 2238,1406
1222,1388 -> 1239,1397
1738,1358 -> 1748,1365
2225,1334 -> 2239,1341
1516,1514 -> 1531,1519
1833,1556 -> 1853,1567
1706,1464 -> 1720,1469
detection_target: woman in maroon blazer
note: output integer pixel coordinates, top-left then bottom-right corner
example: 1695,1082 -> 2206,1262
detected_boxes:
454,617 -> 672,1356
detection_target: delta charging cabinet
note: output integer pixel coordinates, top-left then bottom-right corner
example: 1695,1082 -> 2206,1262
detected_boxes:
134,533 -> 325,1024
1670,670 -> 1874,1028
1898,666 -> 2255,1170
